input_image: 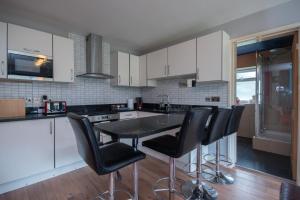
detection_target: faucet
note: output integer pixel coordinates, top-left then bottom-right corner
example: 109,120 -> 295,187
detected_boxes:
157,94 -> 171,111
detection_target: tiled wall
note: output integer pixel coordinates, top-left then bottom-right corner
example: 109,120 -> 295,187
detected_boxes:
142,79 -> 229,107
0,34 -> 141,107
0,33 -> 229,108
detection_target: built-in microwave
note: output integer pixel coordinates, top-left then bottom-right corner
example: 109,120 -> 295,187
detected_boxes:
7,50 -> 53,81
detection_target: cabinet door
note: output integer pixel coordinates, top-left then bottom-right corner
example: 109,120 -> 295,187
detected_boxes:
0,119 -> 54,184
168,39 -> 196,77
53,35 -> 75,82
118,52 -> 130,86
8,24 -> 52,57
55,117 -> 82,168
139,55 -> 147,86
197,31 -> 223,82
147,48 -> 167,79
139,55 -> 157,87
130,54 -> 140,86
0,22 -> 7,79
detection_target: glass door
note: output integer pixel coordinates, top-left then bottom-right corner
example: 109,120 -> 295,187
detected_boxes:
257,48 -> 293,141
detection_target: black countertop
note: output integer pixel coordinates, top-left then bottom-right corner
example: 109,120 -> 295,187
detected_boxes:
0,103 -> 218,123
94,113 -> 185,138
0,113 -> 67,122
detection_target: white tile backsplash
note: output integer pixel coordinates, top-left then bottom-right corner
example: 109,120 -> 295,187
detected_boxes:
142,79 -> 228,107
0,34 -> 229,107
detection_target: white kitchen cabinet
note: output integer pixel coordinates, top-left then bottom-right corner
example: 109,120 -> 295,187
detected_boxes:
129,54 -> 140,86
53,35 -> 75,83
168,39 -> 197,77
197,31 -> 230,82
147,48 -> 168,79
55,117 -> 82,168
139,55 -> 157,87
8,24 -> 52,57
0,22 -> 7,79
0,119 -> 54,185
111,51 -> 130,86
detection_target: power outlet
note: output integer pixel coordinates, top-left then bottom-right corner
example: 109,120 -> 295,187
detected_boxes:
211,96 -> 220,102
205,97 -> 211,102
25,97 -> 32,104
33,97 -> 41,106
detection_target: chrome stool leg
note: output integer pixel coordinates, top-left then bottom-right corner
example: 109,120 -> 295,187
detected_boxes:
208,141 -> 234,185
153,157 -> 184,199
96,172 -> 133,200
182,145 -> 218,200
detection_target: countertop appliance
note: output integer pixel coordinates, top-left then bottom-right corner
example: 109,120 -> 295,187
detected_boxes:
44,101 -> 67,114
127,99 -> 134,110
86,112 -> 120,124
7,50 -> 53,81
136,97 -> 143,110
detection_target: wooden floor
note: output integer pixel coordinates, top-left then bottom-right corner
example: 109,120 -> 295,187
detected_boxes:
0,156 -> 284,200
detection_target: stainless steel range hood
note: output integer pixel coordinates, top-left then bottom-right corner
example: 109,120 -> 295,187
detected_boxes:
77,34 -> 113,79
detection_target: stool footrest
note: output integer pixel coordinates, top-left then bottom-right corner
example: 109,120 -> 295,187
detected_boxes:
96,189 -> 133,200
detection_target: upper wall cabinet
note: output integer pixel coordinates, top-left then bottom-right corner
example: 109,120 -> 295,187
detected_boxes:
139,55 -> 156,87
168,39 -> 196,77
0,22 -> 7,79
129,54 -> 140,87
53,35 -> 75,82
8,24 -> 52,57
147,48 -> 168,79
111,51 -> 130,86
197,31 -> 230,82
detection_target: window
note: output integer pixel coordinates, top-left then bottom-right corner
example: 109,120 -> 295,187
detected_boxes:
236,67 -> 256,104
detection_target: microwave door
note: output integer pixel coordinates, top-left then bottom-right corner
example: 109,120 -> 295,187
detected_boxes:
8,51 -> 53,81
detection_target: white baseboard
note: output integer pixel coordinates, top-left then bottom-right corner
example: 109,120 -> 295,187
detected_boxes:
0,161 -> 86,195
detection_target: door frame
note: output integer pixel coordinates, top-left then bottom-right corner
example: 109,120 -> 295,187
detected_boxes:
228,23 -> 300,184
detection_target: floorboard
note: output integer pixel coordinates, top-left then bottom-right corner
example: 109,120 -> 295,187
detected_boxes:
0,156 -> 284,200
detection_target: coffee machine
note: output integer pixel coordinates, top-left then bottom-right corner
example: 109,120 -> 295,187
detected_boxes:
136,97 -> 143,110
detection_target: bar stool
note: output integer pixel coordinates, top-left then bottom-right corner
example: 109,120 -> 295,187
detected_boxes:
201,108 -> 233,184
142,109 -> 212,199
181,108 -> 231,199
204,105 -> 245,167
67,113 -> 146,200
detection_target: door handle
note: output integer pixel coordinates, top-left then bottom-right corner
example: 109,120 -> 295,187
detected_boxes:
70,69 -> 74,81
0,61 -> 4,76
50,121 -> 53,135
164,65 -> 167,76
23,48 -> 41,53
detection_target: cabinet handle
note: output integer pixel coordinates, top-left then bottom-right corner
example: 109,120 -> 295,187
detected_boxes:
164,65 -> 167,76
0,61 -> 4,76
50,121 -> 53,135
167,65 -> 170,75
130,76 -> 133,85
118,75 -> 121,84
23,48 -> 40,53
196,68 -> 199,80
70,69 -> 74,80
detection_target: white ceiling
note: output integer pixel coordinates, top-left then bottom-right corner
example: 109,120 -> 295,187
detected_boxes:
0,0 -> 291,53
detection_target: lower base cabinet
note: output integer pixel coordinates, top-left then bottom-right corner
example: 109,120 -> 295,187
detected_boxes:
55,117 -> 82,168
0,119 -> 54,185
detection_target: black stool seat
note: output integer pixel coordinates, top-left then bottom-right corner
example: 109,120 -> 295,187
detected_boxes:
67,112 -> 145,199
142,135 -> 178,158
142,109 -> 213,199
100,143 -> 146,174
